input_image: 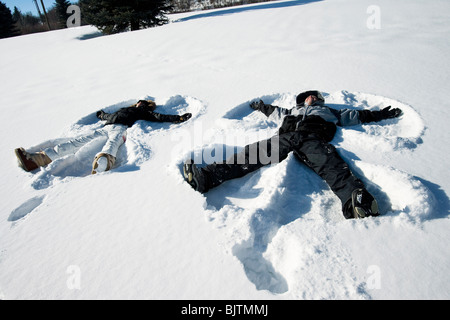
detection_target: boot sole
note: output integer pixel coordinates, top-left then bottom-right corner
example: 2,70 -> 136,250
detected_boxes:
354,201 -> 379,218
352,188 -> 380,218
92,153 -> 115,174
183,160 -> 203,192
15,148 -> 38,172
183,163 -> 195,185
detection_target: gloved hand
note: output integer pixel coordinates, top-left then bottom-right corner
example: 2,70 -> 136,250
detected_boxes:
250,99 -> 278,117
250,100 -> 265,111
96,110 -> 106,119
380,106 -> 402,119
175,113 -> 192,123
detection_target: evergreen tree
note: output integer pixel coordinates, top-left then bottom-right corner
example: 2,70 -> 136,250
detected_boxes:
55,0 -> 71,28
12,6 -> 22,25
0,1 -> 19,38
80,0 -> 172,35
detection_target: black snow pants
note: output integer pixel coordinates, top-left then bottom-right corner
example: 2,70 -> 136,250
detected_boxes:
201,131 -> 364,218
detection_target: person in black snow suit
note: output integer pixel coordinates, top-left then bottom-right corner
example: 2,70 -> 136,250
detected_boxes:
183,90 -> 402,219
15,99 -> 192,174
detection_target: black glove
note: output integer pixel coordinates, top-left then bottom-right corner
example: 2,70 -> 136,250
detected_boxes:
96,110 -> 106,120
380,106 -> 402,119
249,99 -> 277,117
175,113 -> 192,123
359,106 -> 403,123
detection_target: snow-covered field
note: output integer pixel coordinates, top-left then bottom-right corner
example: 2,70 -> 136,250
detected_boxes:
0,0 -> 449,300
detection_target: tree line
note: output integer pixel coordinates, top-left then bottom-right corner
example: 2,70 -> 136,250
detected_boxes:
1,0 -> 276,38
1,0 -> 76,38
170,0 -> 276,13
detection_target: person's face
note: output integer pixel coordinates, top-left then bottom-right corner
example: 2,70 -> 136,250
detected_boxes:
304,95 -> 318,106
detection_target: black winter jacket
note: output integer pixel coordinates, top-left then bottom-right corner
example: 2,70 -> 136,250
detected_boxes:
257,101 -> 393,142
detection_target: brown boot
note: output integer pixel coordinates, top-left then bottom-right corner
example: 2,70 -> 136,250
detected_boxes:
92,153 -> 116,174
15,148 -> 52,172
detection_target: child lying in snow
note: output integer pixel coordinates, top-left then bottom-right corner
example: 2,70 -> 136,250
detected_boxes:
183,90 -> 402,220
16,99 -> 192,174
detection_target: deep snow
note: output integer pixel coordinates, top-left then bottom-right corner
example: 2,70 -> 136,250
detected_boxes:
0,0 -> 449,300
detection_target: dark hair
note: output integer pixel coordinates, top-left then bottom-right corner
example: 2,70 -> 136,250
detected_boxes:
137,100 -> 149,106
136,99 -> 157,110
296,90 -> 325,106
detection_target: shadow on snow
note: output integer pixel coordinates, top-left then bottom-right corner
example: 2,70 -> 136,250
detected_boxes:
175,0 -> 322,23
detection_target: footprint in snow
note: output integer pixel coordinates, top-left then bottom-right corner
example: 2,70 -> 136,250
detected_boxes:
8,195 -> 46,222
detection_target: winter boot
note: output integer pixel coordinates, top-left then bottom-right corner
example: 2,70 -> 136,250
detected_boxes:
351,188 -> 379,218
183,159 -> 208,193
92,153 -> 115,174
15,148 -> 52,172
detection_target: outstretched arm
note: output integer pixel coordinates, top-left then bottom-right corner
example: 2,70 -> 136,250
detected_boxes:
97,110 -> 116,122
96,109 -> 192,126
358,106 -> 402,123
332,106 -> 402,127
250,100 -> 291,118
149,112 -> 192,123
